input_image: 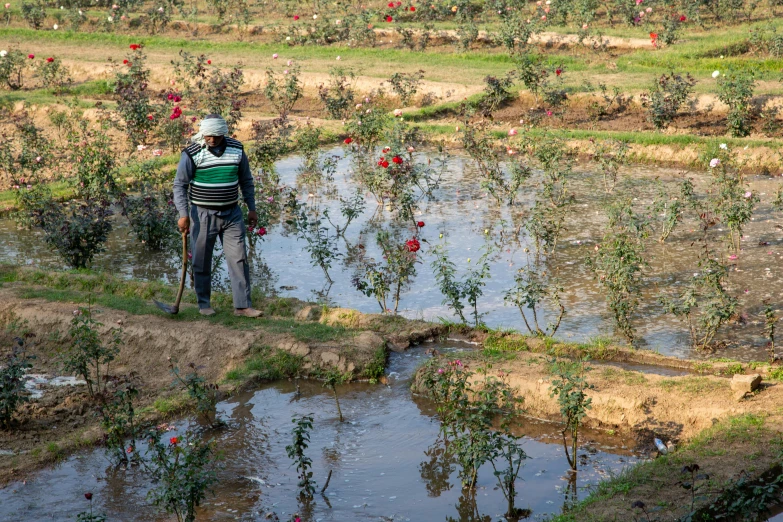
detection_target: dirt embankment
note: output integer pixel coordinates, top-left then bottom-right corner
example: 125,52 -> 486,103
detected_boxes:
413,348 -> 783,442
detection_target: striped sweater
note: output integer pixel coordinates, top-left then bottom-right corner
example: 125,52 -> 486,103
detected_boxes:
184,137 -> 244,208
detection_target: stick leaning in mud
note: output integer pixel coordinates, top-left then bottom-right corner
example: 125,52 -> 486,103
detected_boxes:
154,231 -> 188,315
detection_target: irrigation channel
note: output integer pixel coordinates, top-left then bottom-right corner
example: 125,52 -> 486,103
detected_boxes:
2,148 -> 782,361
0,342 -> 644,521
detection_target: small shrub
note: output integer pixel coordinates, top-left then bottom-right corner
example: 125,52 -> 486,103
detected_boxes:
20,0 -> 45,29
498,13 -> 540,56
717,67 -> 756,137
294,123 -> 336,183
0,49 -> 29,90
549,357 -> 594,471
586,199 -> 649,342
514,53 -> 549,106
354,228 -> 421,313
286,414 -> 316,499
387,70 -> 424,107
171,51 -> 246,131
584,81 -> 631,122
263,64 -> 303,119
288,198 -> 341,284
248,115 -> 292,180
66,119 -> 120,200
0,337 -> 35,428
504,266 -> 565,337
35,56 -> 72,94
98,375 -> 141,466
145,428 -> 219,522
41,199 -> 114,269
119,160 -> 178,251
640,72 -> 696,130
112,44 -> 157,148
170,361 -> 219,426
592,138 -> 629,193
317,66 -> 356,120
479,72 -> 515,115
661,252 -> 737,350
658,13 -> 687,46
459,117 -> 530,205
431,242 -> 492,327
62,304 -> 123,397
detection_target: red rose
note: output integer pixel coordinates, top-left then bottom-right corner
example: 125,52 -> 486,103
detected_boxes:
293,15 -> 299,20
46,57 -> 54,62
392,156 -> 402,164
555,68 -> 562,76
167,93 -> 174,100
170,436 -> 179,445
386,15 -> 393,22
405,238 -> 420,252
84,493 -> 93,500
129,44 -> 140,50
410,6 -> 415,11
387,2 -> 394,6
207,59 -> 211,64
257,227 -> 267,236
380,160 -> 389,168
27,54 -> 34,59
344,137 -> 353,144
650,32 -> 657,39
417,221 -> 425,228
173,95 -> 181,102
147,115 -> 154,121
679,15 -> 686,21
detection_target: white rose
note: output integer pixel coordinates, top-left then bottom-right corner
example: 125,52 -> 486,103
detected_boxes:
712,70 -> 719,78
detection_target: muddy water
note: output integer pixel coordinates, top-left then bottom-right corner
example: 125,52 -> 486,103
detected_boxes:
0,344 -> 642,521
2,149 -> 783,360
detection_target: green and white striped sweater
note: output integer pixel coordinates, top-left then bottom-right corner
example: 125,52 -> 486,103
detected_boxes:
184,137 -> 244,208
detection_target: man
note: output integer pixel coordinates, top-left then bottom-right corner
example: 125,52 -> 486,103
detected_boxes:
173,114 -> 263,318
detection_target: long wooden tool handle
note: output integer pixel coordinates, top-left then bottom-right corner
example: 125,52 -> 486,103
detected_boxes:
174,232 -> 188,309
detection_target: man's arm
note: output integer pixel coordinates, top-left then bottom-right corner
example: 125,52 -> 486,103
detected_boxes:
173,152 -> 194,219
237,151 -> 256,213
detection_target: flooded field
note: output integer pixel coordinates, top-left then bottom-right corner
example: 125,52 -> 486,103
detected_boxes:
0,343 -> 643,521
2,149 -> 781,361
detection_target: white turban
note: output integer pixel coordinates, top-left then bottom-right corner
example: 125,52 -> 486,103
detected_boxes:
192,115 -> 229,147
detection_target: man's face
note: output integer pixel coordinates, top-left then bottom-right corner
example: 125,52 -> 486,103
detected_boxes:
204,135 -> 224,148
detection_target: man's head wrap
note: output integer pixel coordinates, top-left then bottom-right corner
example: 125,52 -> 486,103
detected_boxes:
192,114 -> 229,147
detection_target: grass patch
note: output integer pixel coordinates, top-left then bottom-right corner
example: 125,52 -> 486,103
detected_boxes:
258,317 -> 352,342
361,346 -> 387,382
549,413 -> 776,522
150,392 -> 191,415
484,332 -> 529,353
599,367 -> 647,386
224,345 -> 305,384
658,376 -> 727,395
769,367 -> 783,381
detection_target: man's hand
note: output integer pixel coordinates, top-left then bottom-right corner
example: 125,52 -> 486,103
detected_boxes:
177,216 -> 190,234
248,210 -> 258,228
